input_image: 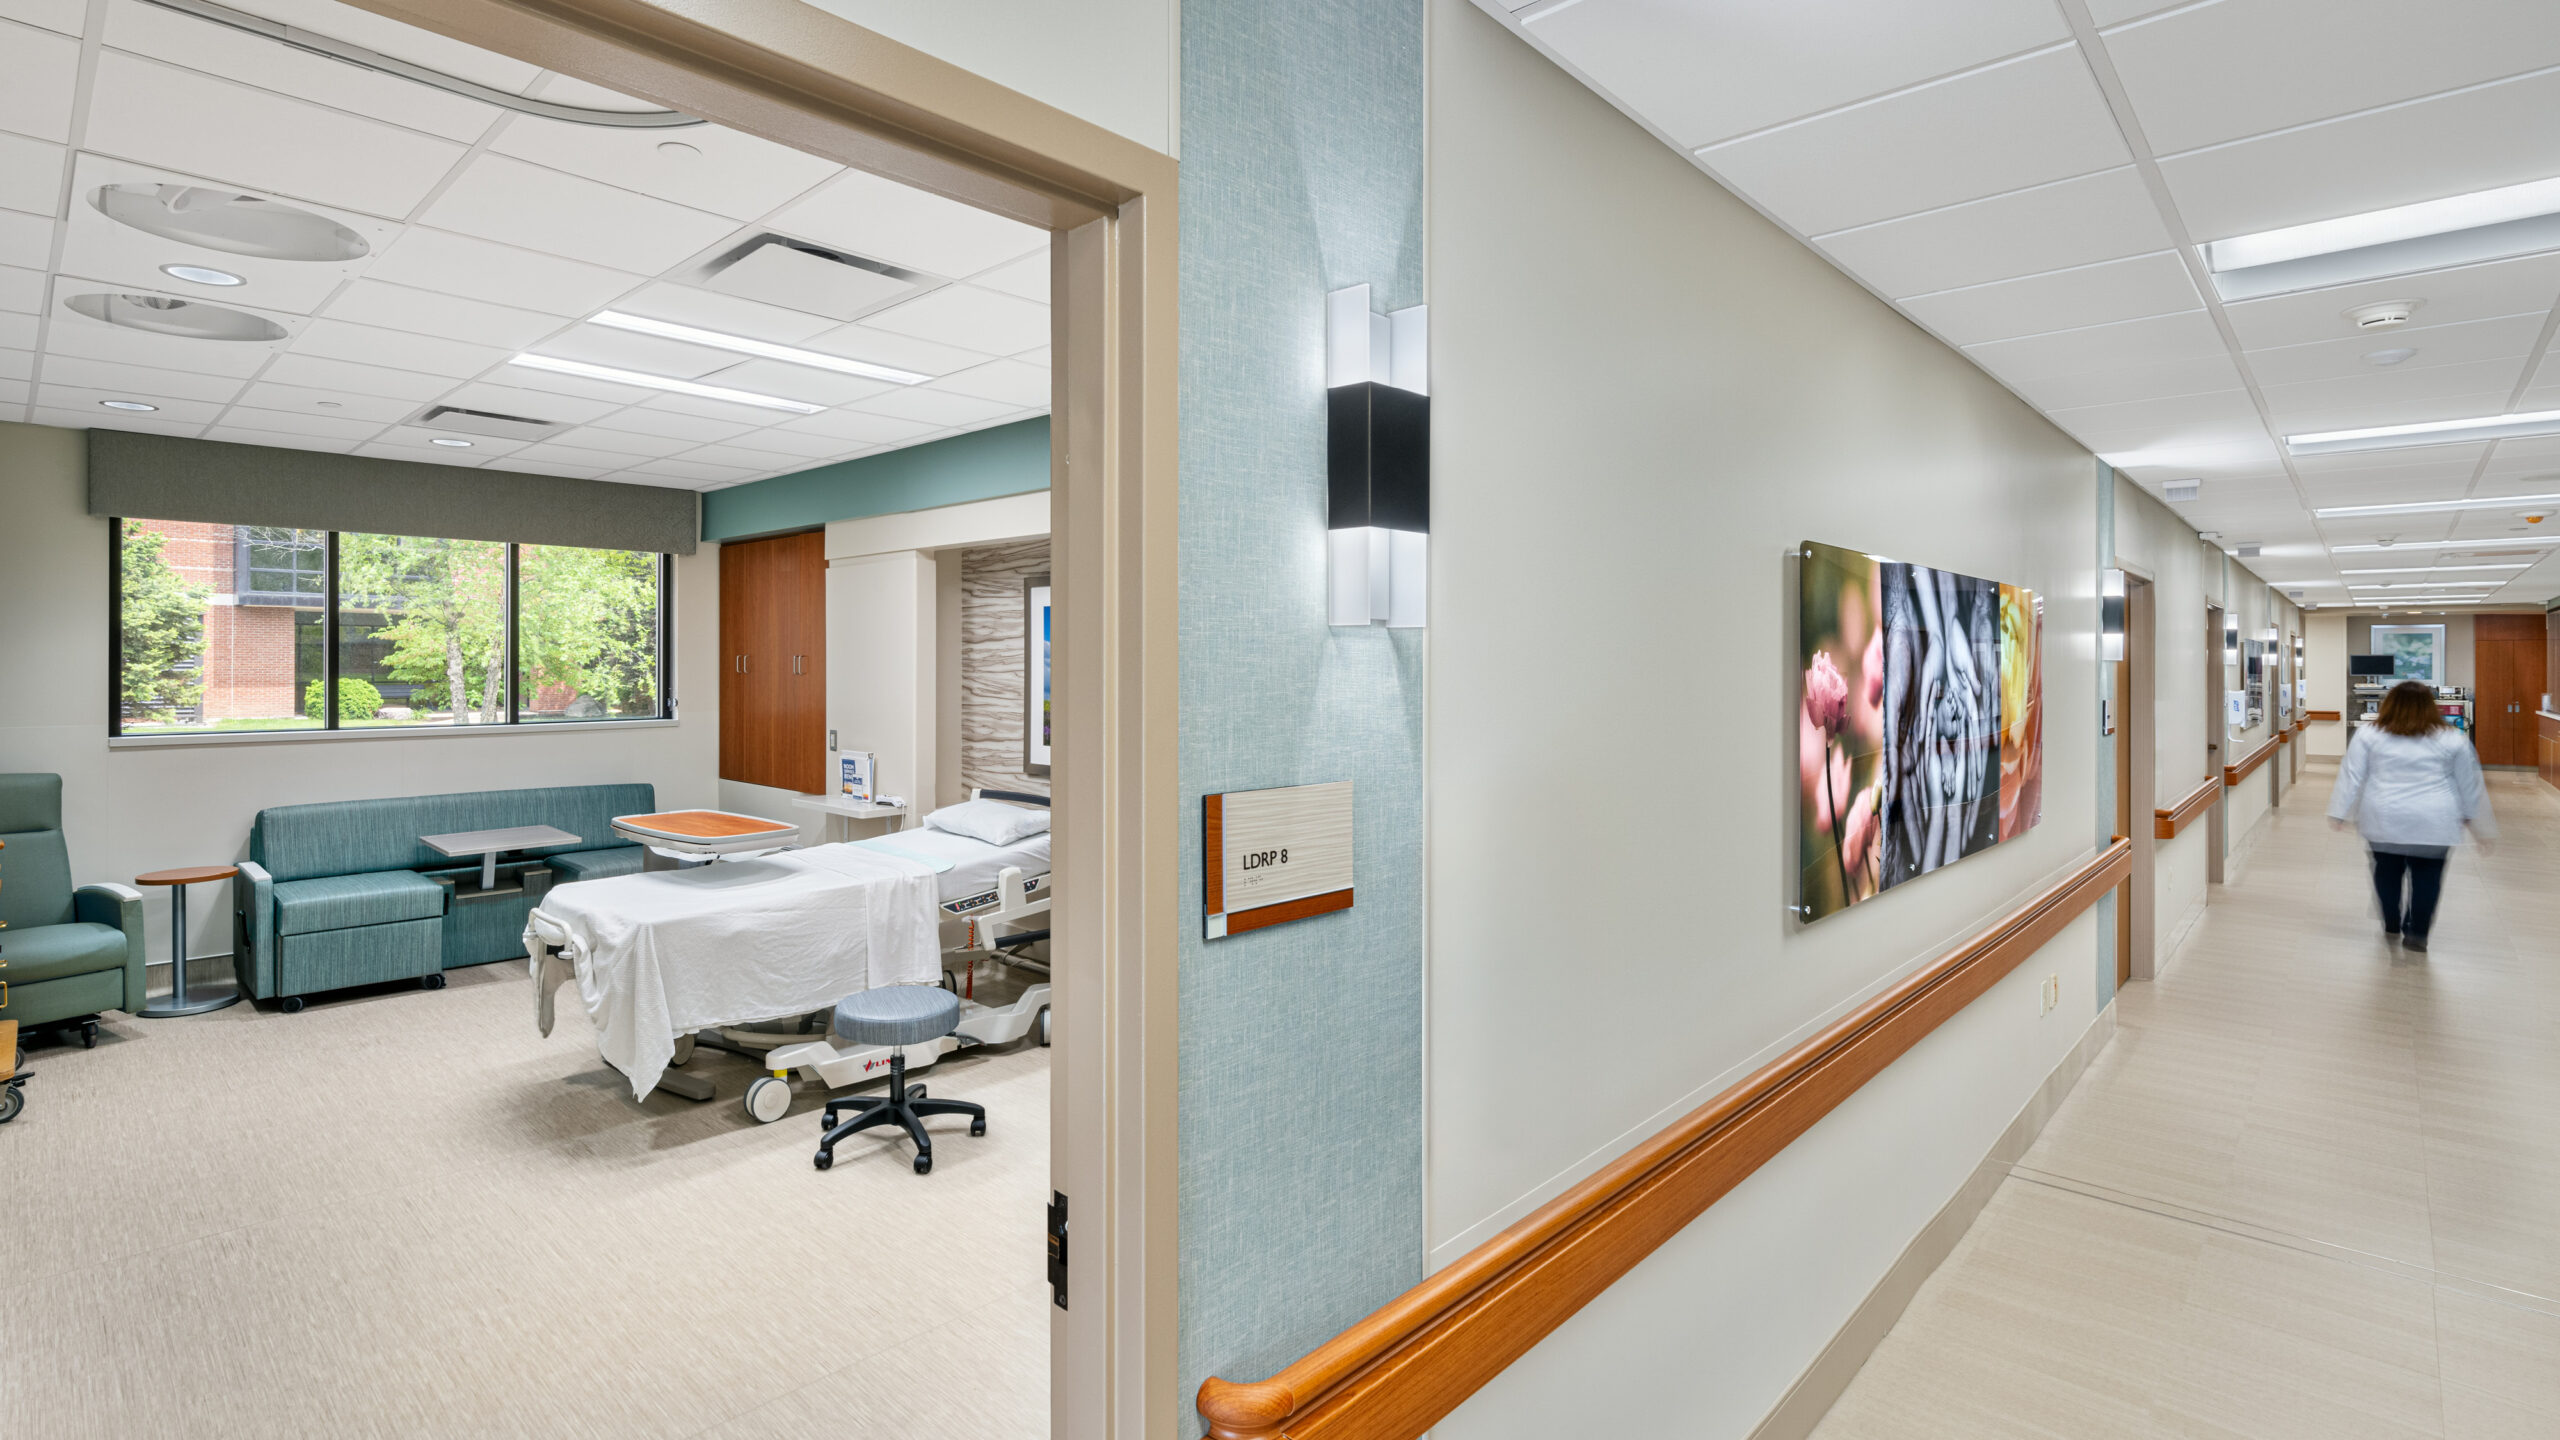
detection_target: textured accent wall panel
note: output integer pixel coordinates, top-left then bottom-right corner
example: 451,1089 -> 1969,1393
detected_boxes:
1178,0 -> 1429,1414
960,537 -> 1051,797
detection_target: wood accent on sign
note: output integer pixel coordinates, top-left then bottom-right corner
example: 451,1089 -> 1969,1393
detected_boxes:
2306,709 -> 2342,723
718,529 -> 828,793
613,810 -> 796,839
1194,839 -> 2134,1440
2474,613 -> 2547,767
2154,777 -> 2219,840
133,865 -> 240,887
1203,793 -> 1224,917
1224,889 -> 1354,937
2223,736 -> 2278,787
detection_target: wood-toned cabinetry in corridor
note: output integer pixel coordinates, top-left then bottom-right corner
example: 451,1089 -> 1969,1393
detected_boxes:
2473,612 -> 2547,769
718,529 -> 826,793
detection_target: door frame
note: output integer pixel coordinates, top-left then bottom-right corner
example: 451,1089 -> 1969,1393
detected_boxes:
334,5 -> 1183,1437
2112,564 -> 2158,984
2205,601 -> 2227,885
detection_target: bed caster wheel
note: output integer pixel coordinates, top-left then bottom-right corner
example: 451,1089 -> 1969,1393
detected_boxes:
0,1087 -> 20,1125
1037,1007 -> 1051,1047
422,973 -> 446,990
913,1154 -> 932,1175
813,1151 -> 833,1171
281,997 -> 305,1014
970,1118 -> 986,1137
744,1076 -> 792,1124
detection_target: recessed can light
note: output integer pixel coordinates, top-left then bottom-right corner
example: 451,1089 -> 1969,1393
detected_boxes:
429,436 -> 474,447
160,263 -> 245,287
100,399 -> 158,412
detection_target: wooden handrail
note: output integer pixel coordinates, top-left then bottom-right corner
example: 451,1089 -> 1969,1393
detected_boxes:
1195,839 -> 2135,1440
2306,709 -> 2342,723
2223,735 -> 2279,786
2153,776 -> 2219,839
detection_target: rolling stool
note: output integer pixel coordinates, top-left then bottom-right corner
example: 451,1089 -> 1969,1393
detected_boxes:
814,985 -> 984,1174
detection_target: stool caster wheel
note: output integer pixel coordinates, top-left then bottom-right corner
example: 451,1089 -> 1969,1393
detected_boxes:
813,1151 -> 833,1171
744,1076 -> 791,1124
970,1118 -> 986,1137
281,997 -> 305,1014
913,1154 -> 932,1175
422,973 -> 446,991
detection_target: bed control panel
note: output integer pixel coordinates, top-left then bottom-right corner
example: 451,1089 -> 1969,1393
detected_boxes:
942,871 -> 1050,915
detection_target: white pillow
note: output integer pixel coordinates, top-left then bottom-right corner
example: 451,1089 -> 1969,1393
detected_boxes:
924,798 -> 1051,846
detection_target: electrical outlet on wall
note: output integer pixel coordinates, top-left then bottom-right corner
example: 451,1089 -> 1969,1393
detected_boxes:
2039,974 -> 2060,1016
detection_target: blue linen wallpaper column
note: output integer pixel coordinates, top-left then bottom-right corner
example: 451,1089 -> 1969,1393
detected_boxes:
1178,0 -> 1427,1417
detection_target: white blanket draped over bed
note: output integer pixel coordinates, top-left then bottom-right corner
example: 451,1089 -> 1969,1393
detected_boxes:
527,844 -> 942,1100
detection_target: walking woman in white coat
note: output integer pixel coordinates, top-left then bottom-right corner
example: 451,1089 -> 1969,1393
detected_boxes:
2327,680 -> 2496,953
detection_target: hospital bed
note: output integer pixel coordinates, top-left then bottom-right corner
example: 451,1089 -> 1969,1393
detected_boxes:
524,795 -> 1052,1123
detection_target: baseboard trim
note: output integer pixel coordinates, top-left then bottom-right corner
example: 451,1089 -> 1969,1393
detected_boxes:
1745,1000 -> 2119,1440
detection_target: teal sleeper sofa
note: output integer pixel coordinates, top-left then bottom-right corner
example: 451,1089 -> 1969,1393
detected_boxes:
0,774 -> 147,1044
235,784 -> 652,1011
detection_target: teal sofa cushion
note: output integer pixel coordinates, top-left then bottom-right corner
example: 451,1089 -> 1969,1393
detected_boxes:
273,871 -> 445,936
278,917 -> 440,995
251,784 -> 654,883
0,922 -> 128,983
549,847 -> 644,883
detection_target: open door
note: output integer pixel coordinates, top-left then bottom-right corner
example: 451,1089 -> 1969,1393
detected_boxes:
2115,571 -> 2157,985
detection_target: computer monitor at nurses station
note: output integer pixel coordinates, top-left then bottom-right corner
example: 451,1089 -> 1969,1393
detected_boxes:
2349,655 -> 2399,678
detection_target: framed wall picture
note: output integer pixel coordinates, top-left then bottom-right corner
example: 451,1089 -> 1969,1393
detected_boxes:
2370,623 -> 2446,685
1025,576 -> 1052,777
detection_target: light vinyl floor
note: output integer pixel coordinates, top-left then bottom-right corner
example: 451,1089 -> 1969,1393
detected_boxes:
1811,767 -> 2560,1440
0,957 -> 1050,1439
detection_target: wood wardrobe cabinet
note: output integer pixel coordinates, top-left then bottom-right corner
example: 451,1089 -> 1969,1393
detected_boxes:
2474,612 -> 2547,770
719,530 -> 827,793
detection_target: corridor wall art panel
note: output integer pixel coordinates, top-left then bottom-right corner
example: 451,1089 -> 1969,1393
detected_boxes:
1798,541 -> 2044,922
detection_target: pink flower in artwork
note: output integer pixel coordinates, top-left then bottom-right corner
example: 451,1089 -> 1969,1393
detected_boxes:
1862,630 -> 1884,709
1840,786 -> 1879,877
1805,651 -> 1849,736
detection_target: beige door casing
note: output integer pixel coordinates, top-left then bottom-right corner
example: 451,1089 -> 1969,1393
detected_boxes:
333,4 -> 1183,1436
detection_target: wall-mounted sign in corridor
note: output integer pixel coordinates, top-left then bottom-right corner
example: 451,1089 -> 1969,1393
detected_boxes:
1203,780 -> 1353,939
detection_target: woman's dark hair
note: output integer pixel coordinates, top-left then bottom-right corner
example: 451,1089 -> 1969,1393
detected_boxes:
2375,679 -> 2446,737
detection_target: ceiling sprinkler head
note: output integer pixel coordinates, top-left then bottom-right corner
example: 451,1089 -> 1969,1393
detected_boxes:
2522,511 -> 2550,525
2363,346 -> 2417,366
2345,300 -> 2419,329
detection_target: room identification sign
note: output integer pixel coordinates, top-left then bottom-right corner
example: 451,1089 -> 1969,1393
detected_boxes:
1203,780 -> 1353,939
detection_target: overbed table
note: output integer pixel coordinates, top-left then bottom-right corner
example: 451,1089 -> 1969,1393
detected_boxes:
420,825 -> 581,890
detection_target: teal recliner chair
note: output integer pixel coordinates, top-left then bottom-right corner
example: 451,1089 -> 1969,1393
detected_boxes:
0,774 -> 148,1046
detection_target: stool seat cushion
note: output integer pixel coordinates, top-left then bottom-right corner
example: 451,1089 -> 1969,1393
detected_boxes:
834,984 -> 961,1046
273,870 -> 445,935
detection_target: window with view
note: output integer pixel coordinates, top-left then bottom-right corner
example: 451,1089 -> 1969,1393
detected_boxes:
113,519 -> 670,737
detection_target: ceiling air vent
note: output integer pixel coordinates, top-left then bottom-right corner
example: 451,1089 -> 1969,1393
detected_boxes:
409,405 -> 565,442
2164,480 -> 2199,502
2237,542 -> 2261,558
698,235 -> 929,322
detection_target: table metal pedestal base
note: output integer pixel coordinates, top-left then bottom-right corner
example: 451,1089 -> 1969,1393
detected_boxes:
137,878 -> 242,1019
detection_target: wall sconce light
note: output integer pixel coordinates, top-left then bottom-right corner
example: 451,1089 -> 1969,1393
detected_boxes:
2292,634 -> 2304,667
2224,615 -> 2240,665
2101,569 -> 2125,662
1327,284 -> 1428,628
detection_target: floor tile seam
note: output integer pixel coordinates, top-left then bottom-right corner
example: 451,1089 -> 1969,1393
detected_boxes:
2000,1165 -> 2560,1321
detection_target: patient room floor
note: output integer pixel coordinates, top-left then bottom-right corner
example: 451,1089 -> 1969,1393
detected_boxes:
2,960 -> 1051,1439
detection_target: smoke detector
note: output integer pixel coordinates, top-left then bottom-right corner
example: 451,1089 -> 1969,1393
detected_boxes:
2164,479 -> 2200,502
407,404 -> 565,442
2344,300 -> 2419,330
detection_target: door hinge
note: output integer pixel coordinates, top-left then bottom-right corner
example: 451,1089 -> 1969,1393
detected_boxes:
1046,1190 -> 1069,1309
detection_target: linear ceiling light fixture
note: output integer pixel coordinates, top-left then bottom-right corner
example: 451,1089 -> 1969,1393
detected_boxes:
587,311 -> 930,385
2338,563 -> 2531,574
2288,410 -> 2560,456
2330,537 -> 2560,553
140,0 -> 703,128
2203,174 -> 2560,301
2313,491 -> 2560,518
505,353 -> 823,414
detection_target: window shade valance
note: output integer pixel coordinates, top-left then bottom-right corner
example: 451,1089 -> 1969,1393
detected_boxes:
86,431 -> 699,555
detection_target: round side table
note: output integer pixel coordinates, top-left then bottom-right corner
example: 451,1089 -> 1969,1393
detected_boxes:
135,865 -> 243,1018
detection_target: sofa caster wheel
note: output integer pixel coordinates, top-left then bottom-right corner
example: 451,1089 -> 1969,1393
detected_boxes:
813,1151 -> 833,1171
281,997 -> 305,1014
913,1154 -> 932,1175
744,1076 -> 791,1124
80,1021 -> 99,1049
970,1118 -> 986,1137
422,973 -> 446,991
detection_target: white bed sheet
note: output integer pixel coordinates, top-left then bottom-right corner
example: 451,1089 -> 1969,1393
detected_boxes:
854,829 -> 1051,904
528,844 -> 942,1100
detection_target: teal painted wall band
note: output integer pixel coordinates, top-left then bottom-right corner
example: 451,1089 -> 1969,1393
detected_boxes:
698,416 -> 1050,542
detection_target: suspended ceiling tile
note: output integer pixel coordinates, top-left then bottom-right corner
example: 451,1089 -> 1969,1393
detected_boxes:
2259,363 -> 2525,431
227,0 -> 547,95
2243,312 -> 2548,388
527,322 -> 737,379
40,316 -> 278,376
852,385 -> 1016,428
2103,0 -> 2560,157
0,19 -> 79,145
631,390 -> 809,427
0,209 -> 51,268
773,407 -> 939,446
933,358 -> 1051,409
580,405 -> 750,444
346,437 -> 481,465
290,317 -> 505,379
0,310 -> 34,350
417,152 -> 738,275
2301,472 -> 2479,507
547,424 -> 695,458
671,442 -> 811,474
82,51 -> 469,219
2157,66 -> 2560,244
1901,250 -> 2200,346
41,353 -> 248,403
523,71 -> 660,113
477,357 -> 653,407
0,346 -> 31,380
1999,351 -> 2247,412
488,113 -> 840,222
2292,443 -> 2491,479
29,405 -> 205,435
0,132 -> 64,218
363,227 -> 640,319
102,0 -> 497,144
611,281 -> 839,345
2219,251 -> 2560,351
256,351 -> 457,401
232,381 -> 416,424
369,422 -> 530,455
0,0 -> 86,36
1812,165 -> 2173,299
1526,0 -> 2067,150
802,323 -> 991,378
320,279 -> 565,352
430,379 -> 622,426
217,405 -> 392,441
38,382 -> 228,424
971,250 -> 1047,302
861,284 -> 1049,356
619,454 -> 760,484
708,425 -> 865,460
1697,45 -> 2128,237
502,441 -> 642,471
702,357 -> 891,407
2091,429 -> 2286,478
1962,307 -> 2226,381
0,262 -> 39,314
485,457 -> 611,480
765,166 -> 1045,278
0,375 -> 22,406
